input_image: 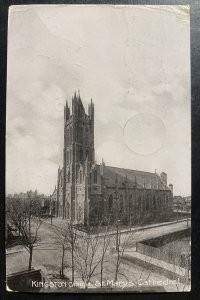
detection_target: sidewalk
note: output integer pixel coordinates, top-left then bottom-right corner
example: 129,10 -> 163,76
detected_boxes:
43,217 -> 69,229
43,216 -> 191,238
95,218 -> 191,238
122,250 -> 189,283
6,245 -> 25,255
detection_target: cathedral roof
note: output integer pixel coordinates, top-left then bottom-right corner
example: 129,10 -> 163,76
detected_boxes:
103,165 -> 169,190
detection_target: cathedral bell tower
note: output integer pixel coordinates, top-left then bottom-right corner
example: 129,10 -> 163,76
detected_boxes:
63,91 -> 94,222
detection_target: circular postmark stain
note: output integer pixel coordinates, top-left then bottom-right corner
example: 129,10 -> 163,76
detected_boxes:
123,113 -> 166,155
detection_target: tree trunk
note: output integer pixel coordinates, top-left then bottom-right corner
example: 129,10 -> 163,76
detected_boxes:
71,243 -> 74,283
28,246 -> 33,271
114,263 -> 119,282
61,246 -> 65,278
116,227 -> 119,251
100,241 -> 106,288
114,252 -> 120,282
100,260 -> 104,288
28,216 -> 31,239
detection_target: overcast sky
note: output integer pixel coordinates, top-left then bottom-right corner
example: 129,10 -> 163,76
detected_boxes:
6,5 -> 191,196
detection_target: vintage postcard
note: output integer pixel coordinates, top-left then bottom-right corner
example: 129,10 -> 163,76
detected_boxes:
6,5 -> 191,293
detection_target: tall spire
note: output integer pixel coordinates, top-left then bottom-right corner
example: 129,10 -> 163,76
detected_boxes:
72,91 -> 77,114
65,98 -> 70,120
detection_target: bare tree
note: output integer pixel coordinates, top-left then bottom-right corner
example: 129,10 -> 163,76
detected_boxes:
6,197 -> 42,271
94,217 -> 112,288
67,224 -> 78,283
54,223 -> 78,280
54,224 -> 69,278
54,216 -> 112,287
113,222 -> 132,282
109,213 -> 142,283
74,227 -> 105,289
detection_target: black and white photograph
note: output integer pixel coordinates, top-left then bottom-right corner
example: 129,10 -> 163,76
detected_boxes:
6,4 -> 191,293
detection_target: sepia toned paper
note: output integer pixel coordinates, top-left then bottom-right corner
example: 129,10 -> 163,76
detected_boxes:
6,5 -> 191,293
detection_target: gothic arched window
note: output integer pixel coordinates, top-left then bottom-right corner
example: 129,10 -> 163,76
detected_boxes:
70,149 -> 72,163
135,197 -> 138,211
86,127 -> 89,145
153,196 -> 156,210
66,201 -> 70,219
67,170 -> 70,182
120,195 -> 123,213
77,206 -> 82,222
129,195 -> 133,211
94,206 -> 98,216
86,150 -> 89,160
80,148 -> 83,162
166,193 -> 170,207
66,151 -> 69,165
80,170 -> 82,184
138,196 -> 141,211
79,127 -> 83,143
157,197 -> 160,209
108,195 -> 113,213
145,198 -> 149,211
66,129 -> 70,146
94,170 -> 97,184
70,127 -> 72,144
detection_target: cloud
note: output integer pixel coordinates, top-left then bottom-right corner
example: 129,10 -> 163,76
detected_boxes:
7,5 -> 190,196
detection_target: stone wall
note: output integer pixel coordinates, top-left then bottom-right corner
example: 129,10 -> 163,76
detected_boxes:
136,228 -> 191,267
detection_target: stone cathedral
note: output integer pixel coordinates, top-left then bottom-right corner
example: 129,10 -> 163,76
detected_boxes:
55,92 -> 173,226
